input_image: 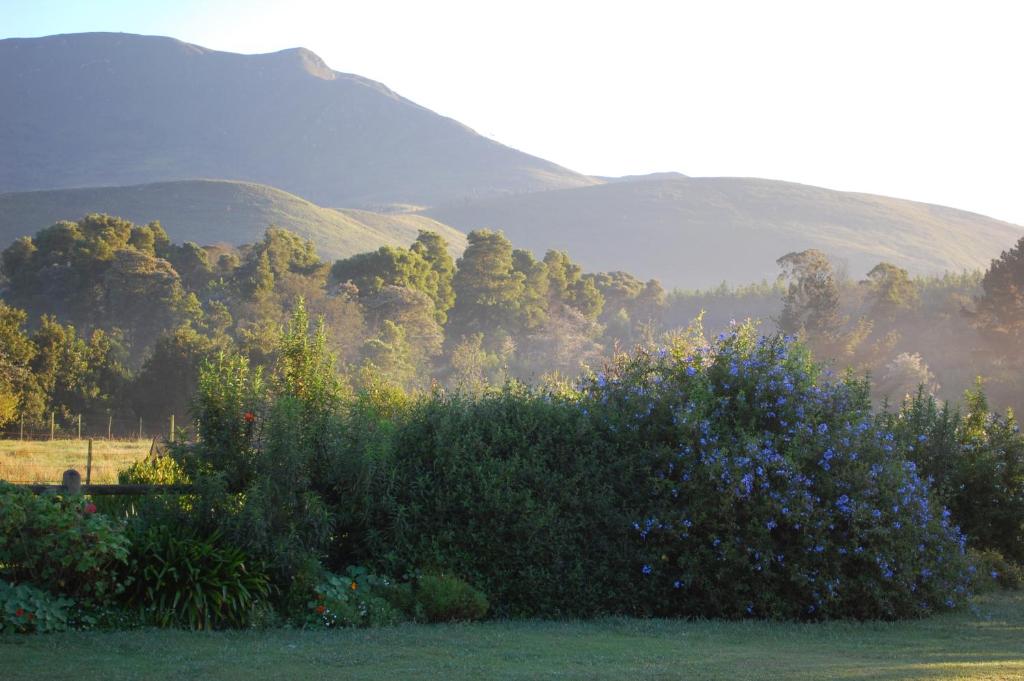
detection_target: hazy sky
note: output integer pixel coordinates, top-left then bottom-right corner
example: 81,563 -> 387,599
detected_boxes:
4,0 -> 1023,224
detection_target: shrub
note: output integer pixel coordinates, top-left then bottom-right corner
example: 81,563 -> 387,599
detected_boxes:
0,482 -> 129,604
357,385 -> 650,617
415,574 -> 489,622
888,386 -> 1024,563
969,549 -> 1023,592
304,567 -> 403,628
121,526 -> 271,630
0,580 -> 72,634
592,327 -> 971,619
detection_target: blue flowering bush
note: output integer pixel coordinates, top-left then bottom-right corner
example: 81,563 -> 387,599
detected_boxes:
583,323 -> 971,619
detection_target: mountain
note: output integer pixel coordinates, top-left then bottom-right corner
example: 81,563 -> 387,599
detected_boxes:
0,180 -> 466,260
425,176 -> 1024,289
0,32 -> 596,208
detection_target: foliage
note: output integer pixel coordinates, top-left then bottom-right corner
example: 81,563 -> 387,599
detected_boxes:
976,235 -> 1024,344
121,526 -> 271,630
968,549 -> 1023,592
586,326 -> 970,619
888,386 -> 1024,563
0,579 -> 73,634
355,385 -> 649,618
0,482 -> 129,604
414,574 -> 489,622
303,567 -> 404,628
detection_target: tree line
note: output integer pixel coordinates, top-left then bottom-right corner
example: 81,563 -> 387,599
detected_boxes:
0,212 -> 1022,430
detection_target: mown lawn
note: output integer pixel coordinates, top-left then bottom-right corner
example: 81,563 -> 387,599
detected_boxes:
4,592 -> 1023,681
0,438 -> 151,484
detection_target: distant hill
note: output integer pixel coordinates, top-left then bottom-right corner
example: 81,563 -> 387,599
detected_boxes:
426,177 -> 1024,289
0,180 -> 466,260
0,32 -> 597,208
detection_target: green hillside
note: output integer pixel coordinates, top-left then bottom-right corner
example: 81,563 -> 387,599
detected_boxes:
0,180 -> 466,259
0,33 -> 596,207
426,176 -> 1024,289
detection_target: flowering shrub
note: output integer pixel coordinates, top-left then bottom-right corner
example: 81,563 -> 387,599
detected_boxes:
0,482 -> 129,605
0,580 -> 72,634
584,324 -> 971,619
304,567 -> 403,628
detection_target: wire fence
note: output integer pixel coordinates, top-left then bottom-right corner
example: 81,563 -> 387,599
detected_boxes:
0,412 -> 185,442
0,412 -> 183,485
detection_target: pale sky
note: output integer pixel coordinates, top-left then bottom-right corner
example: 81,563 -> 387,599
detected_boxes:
4,0 -> 1024,225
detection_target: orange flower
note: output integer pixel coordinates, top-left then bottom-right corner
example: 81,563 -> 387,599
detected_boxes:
243,411 -> 256,423
315,604 -> 326,614
350,581 -> 358,591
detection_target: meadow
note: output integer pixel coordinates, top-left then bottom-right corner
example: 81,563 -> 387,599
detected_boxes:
0,438 -> 151,484
4,592 -> 1022,681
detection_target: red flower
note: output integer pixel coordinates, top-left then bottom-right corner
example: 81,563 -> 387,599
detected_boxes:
83,502 -> 97,514
315,605 -> 326,614
243,411 -> 256,423
15,608 -> 24,618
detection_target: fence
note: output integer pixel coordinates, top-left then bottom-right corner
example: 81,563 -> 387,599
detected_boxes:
0,412 -> 185,442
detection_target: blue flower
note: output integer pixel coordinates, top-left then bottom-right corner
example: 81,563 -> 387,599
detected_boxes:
642,564 -> 653,575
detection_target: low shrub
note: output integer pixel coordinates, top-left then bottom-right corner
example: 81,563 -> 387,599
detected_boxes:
121,526 -> 271,630
0,482 -> 129,604
0,580 -> 72,634
969,549 -> 1023,592
304,567 -> 403,628
414,574 -> 489,622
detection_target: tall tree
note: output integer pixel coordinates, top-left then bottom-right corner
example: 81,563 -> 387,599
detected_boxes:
777,249 -> 842,339
976,236 -> 1024,344
447,230 -> 526,341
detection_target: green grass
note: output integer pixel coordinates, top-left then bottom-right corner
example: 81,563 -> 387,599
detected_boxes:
0,438 -> 151,484
4,592 -> 1022,680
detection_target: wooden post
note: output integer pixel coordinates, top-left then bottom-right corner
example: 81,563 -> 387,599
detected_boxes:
50,412 -> 55,441
138,417 -> 143,441
169,414 -> 175,443
19,414 -> 24,441
77,414 -> 82,440
61,469 -> 82,495
108,415 -> 113,440
86,439 -> 93,485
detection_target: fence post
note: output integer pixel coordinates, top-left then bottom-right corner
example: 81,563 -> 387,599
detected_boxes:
108,414 -> 112,440
138,417 -> 143,441
50,412 -> 55,441
77,414 -> 82,440
170,414 -> 175,443
19,414 -> 24,441
86,439 -> 93,485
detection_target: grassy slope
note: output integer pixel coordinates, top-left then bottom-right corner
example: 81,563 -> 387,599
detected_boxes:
0,439 -> 151,484
4,592 -> 1022,680
426,176 -> 1024,289
0,180 -> 466,260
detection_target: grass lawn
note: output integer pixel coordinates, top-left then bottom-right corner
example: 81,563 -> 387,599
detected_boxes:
4,592 -> 1023,681
0,438 -> 152,484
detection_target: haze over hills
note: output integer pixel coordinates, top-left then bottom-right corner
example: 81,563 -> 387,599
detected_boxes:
0,180 -> 466,260
0,32 -> 596,208
1,31 -> 1021,290
426,176 -> 1024,289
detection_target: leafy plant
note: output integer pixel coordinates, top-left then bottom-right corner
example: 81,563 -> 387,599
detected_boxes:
122,526 -> 271,630
0,580 -> 72,634
0,482 -> 129,604
304,566 -> 403,628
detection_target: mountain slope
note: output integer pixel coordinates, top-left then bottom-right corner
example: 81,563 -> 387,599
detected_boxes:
0,32 -> 597,208
0,180 -> 466,260
426,177 -> 1024,289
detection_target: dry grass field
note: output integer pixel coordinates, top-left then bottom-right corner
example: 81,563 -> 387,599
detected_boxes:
0,438 -> 152,484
